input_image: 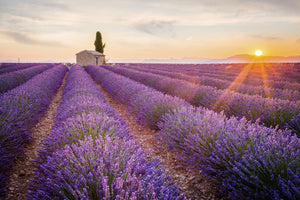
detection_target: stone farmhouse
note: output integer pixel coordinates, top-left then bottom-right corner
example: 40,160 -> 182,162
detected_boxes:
76,50 -> 105,66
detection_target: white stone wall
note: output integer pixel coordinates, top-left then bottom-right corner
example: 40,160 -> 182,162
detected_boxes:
76,51 -> 105,66
97,56 -> 105,65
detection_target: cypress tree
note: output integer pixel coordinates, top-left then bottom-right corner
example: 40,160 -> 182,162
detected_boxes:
94,31 -> 105,53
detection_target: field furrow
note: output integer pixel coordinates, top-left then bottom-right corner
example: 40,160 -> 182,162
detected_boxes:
4,72 -> 67,200
122,63 -> 300,88
102,64 -> 299,130
28,65 -> 186,199
86,65 -> 300,200
0,65 -> 68,196
123,64 -> 300,101
95,80 -> 228,200
0,63 -> 39,75
0,64 -> 53,94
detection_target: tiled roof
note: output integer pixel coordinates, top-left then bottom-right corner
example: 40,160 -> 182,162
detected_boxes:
76,50 -> 104,56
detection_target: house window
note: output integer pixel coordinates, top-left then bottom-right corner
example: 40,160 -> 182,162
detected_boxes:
96,57 -> 98,65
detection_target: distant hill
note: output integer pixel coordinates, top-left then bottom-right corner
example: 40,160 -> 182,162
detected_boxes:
140,55 -> 300,64
0,59 -> 18,63
222,54 -> 300,63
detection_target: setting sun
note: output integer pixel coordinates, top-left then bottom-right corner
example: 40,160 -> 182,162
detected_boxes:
255,50 -> 263,56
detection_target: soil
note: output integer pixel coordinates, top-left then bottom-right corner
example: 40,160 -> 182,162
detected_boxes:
2,73 -> 67,200
96,83 -> 229,200
2,72 -> 229,200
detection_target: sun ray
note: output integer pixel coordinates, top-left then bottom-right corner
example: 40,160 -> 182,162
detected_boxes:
212,63 -> 254,110
259,63 -> 271,98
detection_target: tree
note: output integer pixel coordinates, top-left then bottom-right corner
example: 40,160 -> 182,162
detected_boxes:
94,31 -> 105,54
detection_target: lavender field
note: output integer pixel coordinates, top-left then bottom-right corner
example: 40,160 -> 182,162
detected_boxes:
0,63 -> 299,199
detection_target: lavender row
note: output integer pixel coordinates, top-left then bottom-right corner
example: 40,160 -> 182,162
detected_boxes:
124,65 -> 300,101
157,108 -> 300,200
86,66 -> 188,130
0,64 -> 53,94
123,63 -> 300,90
125,63 -> 300,87
0,63 -> 38,74
127,63 -> 300,91
192,63 -> 300,84
193,70 -> 300,91
0,63 -> 33,70
0,64 -> 68,196
102,65 -> 300,131
86,65 -> 300,200
29,65 -> 185,199
0,63 -> 15,68
196,71 -> 300,90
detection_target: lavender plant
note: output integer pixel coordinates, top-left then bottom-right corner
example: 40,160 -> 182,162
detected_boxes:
30,136 -> 184,200
224,132 -> 300,199
102,65 -> 299,129
86,65 -> 188,129
131,91 -> 188,130
0,64 -> 52,93
39,112 -> 131,161
0,63 -> 38,74
86,65 -> 299,199
56,96 -> 119,122
123,63 -> 300,91
286,114 -> 300,136
157,105 -> 299,199
29,65 -> 186,199
0,64 -> 67,196
125,64 -> 300,101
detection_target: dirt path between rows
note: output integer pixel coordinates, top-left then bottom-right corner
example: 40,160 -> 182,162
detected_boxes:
2,71 -> 228,199
3,73 -> 67,200
96,83 -> 228,200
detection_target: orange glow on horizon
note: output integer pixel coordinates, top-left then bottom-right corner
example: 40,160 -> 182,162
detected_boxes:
212,62 -> 273,111
259,63 -> 271,98
212,63 -> 253,110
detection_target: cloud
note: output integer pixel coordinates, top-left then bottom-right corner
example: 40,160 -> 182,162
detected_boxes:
0,0 -> 70,19
134,20 -> 176,37
1,31 -> 63,46
0,0 -> 70,11
249,34 -> 282,41
35,1 -> 69,10
0,0 -> 82,39
160,0 -> 300,13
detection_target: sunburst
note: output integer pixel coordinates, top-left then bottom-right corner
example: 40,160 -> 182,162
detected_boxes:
255,50 -> 263,56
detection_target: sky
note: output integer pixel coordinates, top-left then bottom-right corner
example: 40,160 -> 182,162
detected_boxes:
0,0 -> 300,62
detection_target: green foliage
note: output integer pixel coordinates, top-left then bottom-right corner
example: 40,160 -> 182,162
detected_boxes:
94,31 -> 105,54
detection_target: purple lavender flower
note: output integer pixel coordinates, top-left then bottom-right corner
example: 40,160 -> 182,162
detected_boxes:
0,64 -> 67,196
0,64 -> 53,93
30,136 -> 184,199
29,65 -> 186,199
101,64 -> 299,129
86,64 -> 300,199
